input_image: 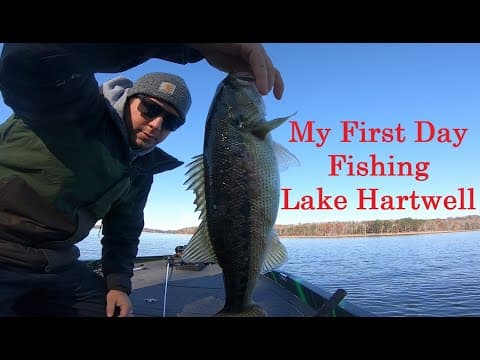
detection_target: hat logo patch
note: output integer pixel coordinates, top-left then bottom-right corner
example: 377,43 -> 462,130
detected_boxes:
158,82 -> 176,95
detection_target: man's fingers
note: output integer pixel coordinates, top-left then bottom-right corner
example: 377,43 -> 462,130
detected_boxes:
197,43 -> 284,99
273,68 -> 284,100
246,45 -> 283,99
265,53 -> 275,95
106,302 -> 116,317
118,304 -> 133,317
243,44 -> 269,95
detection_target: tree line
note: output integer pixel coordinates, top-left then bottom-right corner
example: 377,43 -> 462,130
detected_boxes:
144,215 -> 480,236
274,215 -> 480,237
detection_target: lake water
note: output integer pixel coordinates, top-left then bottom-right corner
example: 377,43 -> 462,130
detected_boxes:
78,229 -> 480,317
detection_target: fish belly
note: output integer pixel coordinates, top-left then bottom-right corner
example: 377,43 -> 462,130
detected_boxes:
205,129 -> 279,313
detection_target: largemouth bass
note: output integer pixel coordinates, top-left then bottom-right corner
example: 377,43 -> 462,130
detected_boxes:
182,72 -> 298,316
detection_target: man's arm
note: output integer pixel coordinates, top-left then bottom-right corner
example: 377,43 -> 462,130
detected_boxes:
0,43 -> 203,122
101,173 -> 153,295
100,172 -> 154,317
0,43 -> 283,123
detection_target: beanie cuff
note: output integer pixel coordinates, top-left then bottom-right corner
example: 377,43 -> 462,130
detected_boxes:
128,73 -> 191,122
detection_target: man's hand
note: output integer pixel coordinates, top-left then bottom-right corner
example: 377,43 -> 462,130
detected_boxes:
188,43 -> 284,100
106,289 -> 133,317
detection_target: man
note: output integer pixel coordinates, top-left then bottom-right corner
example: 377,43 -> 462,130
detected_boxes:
0,43 -> 284,317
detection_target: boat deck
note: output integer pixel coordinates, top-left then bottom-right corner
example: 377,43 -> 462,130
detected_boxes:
130,259 -> 316,317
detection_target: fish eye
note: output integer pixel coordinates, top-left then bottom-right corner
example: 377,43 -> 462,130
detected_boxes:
236,116 -> 245,129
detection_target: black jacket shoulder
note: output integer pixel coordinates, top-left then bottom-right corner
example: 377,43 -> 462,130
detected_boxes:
0,43 -> 203,122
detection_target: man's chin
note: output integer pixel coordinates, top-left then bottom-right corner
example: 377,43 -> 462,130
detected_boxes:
131,141 -> 151,150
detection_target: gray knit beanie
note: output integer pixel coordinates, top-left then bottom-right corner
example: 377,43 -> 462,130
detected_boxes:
128,72 -> 191,122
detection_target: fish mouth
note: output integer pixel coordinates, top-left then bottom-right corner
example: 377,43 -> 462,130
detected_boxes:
231,72 -> 256,83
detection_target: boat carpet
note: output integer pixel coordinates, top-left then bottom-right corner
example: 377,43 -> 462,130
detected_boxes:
130,260 -> 315,317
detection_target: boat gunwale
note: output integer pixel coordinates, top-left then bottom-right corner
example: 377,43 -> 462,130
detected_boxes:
265,269 -> 375,317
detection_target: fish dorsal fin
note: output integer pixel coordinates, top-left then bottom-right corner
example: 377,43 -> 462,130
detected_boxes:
272,141 -> 300,172
182,155 -> 217,263
261,231 -> 288,274
251,112 -> 297,140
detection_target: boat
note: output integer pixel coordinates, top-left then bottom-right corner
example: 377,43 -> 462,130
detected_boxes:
88,251 -> 374,317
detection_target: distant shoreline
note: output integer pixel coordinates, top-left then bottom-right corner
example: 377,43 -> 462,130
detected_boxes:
279,229 -> 480,239
95,215 -> 480,238
136,215 -> 480,238
139,228 -> 480,239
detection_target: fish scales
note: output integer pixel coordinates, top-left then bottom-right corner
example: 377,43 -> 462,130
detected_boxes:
206,106 -> 278,312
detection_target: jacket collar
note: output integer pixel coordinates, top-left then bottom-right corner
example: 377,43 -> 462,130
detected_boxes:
132,147 -> 184,175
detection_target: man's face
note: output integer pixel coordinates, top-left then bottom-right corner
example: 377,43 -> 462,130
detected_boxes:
124,95 -> 182,149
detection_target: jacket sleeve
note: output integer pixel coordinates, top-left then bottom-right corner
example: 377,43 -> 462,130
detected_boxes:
0,43 -> 204,122
100,173 -> 154,294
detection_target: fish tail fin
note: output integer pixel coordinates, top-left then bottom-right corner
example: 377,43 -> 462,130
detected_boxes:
215,304 -> 266,317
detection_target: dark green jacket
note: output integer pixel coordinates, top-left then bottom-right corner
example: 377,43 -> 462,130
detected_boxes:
0,44 -> 203,293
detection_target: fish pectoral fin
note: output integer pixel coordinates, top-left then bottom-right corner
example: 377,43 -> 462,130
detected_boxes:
272,141 -> 300,172
251,112 -> 297,140
181,221 -> 217,263
261,231 -> 288,273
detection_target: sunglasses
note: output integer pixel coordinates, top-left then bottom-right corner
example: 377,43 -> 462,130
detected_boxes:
137,94 -> 184,132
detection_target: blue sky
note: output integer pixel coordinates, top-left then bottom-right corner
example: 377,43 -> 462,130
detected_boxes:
1,43 -> 479,229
